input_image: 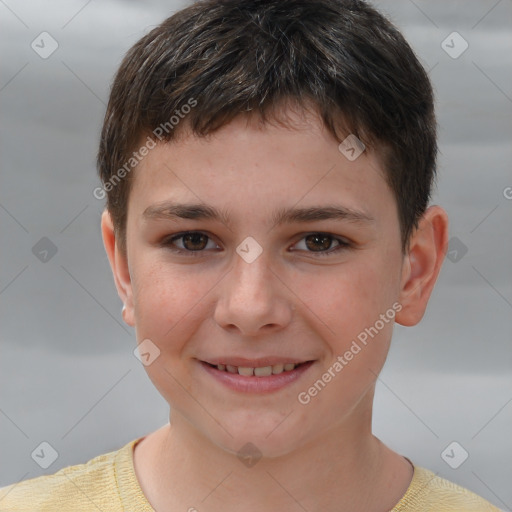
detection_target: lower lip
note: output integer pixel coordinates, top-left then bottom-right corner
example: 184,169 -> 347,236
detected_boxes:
199,360 -> 315,394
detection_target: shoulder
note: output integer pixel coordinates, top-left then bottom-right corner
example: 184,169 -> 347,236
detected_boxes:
0,441 -> 135,512
392,465 -> 503,512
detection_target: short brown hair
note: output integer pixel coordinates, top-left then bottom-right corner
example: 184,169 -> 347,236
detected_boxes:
97,0 -> 437,255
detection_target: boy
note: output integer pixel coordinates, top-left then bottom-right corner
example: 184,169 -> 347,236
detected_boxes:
0,0 -> 502,510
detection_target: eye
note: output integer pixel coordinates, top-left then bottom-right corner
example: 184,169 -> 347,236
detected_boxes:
292,233 -> 350,256
162,231 -> 219,255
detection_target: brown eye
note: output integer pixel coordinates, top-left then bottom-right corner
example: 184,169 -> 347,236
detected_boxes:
163,231 -> 219,255
292,233 -> 350,257
181,232 -> 209,251
304,234 -> 334,252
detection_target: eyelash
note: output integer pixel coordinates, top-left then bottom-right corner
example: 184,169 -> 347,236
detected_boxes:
161,231 -> 351,258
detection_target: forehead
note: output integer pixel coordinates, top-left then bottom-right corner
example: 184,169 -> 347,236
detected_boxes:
128,108 -> 395,228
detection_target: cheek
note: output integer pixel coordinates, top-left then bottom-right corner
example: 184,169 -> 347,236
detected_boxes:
294,264 -> 397,414
295,260 -> 388,325
129,261 -> 214,399
293,259 -> 397,368
130,260 -> 214,345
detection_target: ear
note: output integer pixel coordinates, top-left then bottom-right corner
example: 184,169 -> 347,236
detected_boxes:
395,205 -> 449,326
101,210 -> 135,327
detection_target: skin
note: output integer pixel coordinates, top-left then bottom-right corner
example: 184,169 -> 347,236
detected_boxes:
101,104 -> 449,512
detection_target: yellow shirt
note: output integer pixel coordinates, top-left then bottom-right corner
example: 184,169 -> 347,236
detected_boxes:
0,437 -> 502,511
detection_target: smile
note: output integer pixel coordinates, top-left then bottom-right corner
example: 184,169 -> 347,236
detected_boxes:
204,362 -> 304,377
198,360 -> 315,393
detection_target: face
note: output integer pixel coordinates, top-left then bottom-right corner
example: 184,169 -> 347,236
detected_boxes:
107,107 -> 410,457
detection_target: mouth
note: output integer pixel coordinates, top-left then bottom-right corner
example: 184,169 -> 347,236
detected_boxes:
198,358 -> 316,393
202,360 -> 312,377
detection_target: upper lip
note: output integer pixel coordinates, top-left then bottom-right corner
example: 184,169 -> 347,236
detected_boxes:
200,357 -> 313,367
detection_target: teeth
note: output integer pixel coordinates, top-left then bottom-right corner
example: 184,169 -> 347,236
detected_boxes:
254,366 -> 272,377
272,363 -> 284,374
215,362 -> 300,376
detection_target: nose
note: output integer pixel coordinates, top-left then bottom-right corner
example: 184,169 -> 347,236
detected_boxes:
213,250 -> 293,337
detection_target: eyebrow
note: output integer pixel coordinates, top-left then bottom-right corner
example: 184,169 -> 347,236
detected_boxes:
142,201 -> 375,228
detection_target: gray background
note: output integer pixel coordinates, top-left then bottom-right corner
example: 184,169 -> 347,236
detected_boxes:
1,0 -> 511,509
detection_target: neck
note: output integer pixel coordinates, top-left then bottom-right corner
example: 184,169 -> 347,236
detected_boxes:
135,406 -> 413,512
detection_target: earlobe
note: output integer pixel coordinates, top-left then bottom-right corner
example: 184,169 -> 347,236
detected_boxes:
395,205 -> 449,327
100,210 -> 135,327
